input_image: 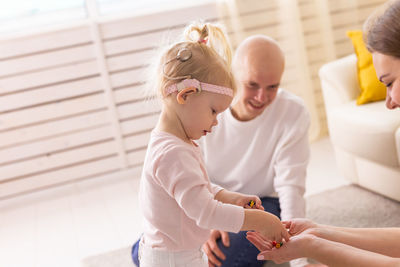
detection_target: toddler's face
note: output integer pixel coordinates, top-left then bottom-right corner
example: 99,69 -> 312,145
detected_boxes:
372,52 -> 400,109
178,91 -> 232,140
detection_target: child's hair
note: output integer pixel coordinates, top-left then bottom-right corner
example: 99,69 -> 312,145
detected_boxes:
155,21 -> 237,98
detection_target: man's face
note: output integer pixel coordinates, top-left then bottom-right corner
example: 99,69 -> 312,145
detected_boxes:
232,61 -> 283,121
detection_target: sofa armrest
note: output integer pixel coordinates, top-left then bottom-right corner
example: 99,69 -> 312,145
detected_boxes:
319,54 -> 360,111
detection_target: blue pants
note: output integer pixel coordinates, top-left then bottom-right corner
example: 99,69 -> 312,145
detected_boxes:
132,197 -> 281,267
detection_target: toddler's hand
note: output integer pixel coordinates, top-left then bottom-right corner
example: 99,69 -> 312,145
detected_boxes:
215,190 -> 264,210
236,193 -> 264,210
259,213 -> 290,243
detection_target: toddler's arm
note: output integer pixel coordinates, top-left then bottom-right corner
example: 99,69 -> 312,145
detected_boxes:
215,189 -> 288,242
215,189 -> 264,209
241,209 -> 290,243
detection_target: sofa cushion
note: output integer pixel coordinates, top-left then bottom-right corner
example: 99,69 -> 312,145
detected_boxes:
328,100 -> 400,167
319,54 -> 360,110
346,30 -> 386,105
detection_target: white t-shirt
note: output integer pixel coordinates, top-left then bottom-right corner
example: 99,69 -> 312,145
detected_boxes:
199,89 -> 310,220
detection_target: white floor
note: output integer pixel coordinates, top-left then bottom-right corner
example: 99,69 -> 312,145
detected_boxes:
305,137 -> 350,197
0,136 -> 349,267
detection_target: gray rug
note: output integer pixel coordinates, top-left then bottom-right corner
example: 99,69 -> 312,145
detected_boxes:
306,184 -> 400,227
82,185 -> 400,267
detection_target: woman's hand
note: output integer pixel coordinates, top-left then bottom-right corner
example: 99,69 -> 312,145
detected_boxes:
283,218 -> 318,236
246,232 -> 328,267
249,233 -> 315,264
246,231 -> 273,251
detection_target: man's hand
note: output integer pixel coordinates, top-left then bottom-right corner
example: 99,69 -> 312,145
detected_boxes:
202,230 -> 230,267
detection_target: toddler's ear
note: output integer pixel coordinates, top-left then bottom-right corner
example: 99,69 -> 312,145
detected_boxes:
176,87 -> 198,104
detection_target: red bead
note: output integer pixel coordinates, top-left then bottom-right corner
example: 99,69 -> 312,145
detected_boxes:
272,241 -> 277,246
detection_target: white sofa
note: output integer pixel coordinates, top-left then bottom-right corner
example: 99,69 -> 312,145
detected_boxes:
319,54 -> 400,202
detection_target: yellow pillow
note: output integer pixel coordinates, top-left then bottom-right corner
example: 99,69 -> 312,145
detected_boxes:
346,30 -> 386,105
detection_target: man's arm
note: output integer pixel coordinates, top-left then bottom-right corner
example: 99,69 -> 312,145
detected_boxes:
273,106 -> 310,220
274,107 -> 310,267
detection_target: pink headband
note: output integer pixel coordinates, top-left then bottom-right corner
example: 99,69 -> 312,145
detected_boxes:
165,79 -> 233,98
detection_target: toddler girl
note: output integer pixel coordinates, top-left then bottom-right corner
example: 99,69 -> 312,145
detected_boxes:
138,22 -> 289,267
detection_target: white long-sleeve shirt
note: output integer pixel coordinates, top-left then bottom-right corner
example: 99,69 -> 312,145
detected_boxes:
139,130 -> 244,251
199,89 -> 310,221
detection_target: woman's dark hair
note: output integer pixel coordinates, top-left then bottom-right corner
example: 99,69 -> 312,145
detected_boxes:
365,0 -> 400,58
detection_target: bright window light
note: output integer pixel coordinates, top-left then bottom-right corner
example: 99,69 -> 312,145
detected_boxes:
0,0 -> 211,35
96,0 -> 209,16
97,0 -> 170,15
0,0 -> 86,34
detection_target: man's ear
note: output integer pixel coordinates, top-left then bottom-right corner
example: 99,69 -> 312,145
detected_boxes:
176,87 -> 198,104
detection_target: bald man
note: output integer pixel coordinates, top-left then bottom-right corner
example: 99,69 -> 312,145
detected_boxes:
199,35 -> 310,267
131,35 -> 310,267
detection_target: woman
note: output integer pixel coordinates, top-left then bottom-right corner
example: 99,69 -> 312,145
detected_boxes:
247,0 -> 400,266
367,0 -> 400,109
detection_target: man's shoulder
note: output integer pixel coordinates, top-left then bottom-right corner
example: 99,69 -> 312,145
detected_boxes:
271,89 -> 310,126
276,89 -> 307,112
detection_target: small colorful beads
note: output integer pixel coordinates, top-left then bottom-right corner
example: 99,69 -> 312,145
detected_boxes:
249,200 -> 255,208
272,241 -> 283,248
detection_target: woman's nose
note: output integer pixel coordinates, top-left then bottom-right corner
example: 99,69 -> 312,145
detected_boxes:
386,91 -> 399,109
